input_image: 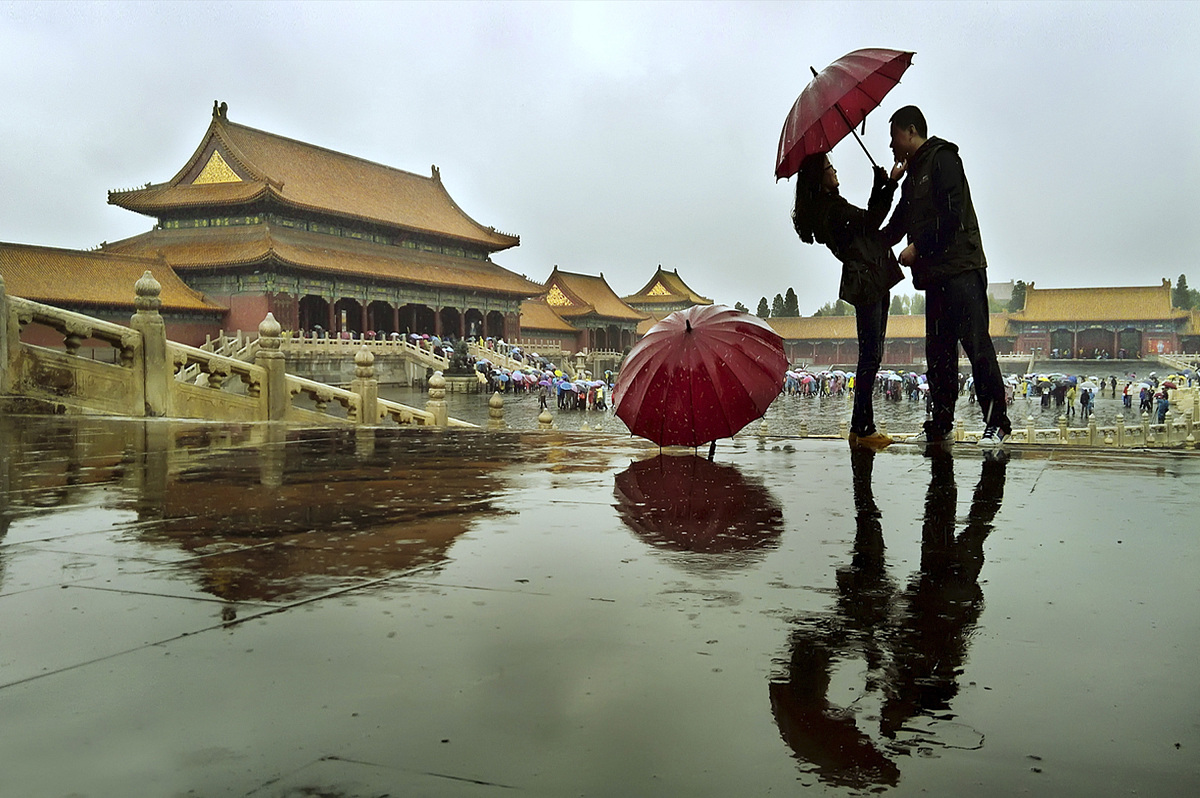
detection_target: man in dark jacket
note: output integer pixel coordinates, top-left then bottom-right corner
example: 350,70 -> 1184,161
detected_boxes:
882,106 -> 1012,446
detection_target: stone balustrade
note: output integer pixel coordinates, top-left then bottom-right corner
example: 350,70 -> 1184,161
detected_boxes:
1,273 -> 471,427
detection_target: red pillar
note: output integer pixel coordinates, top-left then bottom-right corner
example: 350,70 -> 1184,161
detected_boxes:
360,303 -> 369,334
327,299 -> 336,333
392,305 -> 400,334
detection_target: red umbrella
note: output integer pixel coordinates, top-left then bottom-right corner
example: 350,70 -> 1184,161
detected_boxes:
613,305 -> 786,447
775,48 -> 915,179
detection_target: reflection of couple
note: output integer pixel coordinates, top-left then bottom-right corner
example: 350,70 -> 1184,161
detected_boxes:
769,449 -> 1007,789
792,105 -> 1012,449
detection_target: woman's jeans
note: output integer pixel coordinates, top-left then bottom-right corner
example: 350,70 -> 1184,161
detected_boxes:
851,294 -> 890,435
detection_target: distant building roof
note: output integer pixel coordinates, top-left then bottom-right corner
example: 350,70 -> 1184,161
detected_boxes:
101,223 -> 543,297
768,313 -> 1011,341
1010,281 -> 1187,323
623,266 -> 713,307
519,298 -> 579,333
0,241 -> 222,314
108,103 -> 519,252
542,267 -> 648,323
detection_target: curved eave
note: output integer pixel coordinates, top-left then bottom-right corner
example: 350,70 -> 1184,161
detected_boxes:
108,182 -> 271,216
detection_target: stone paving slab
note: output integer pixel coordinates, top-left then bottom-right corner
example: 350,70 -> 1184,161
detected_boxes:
0,417 -> 1197,796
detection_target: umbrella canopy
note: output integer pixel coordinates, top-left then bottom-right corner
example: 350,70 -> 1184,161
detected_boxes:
613,305 -> 787,447
613,455 -> 784,558
775,48 -> 915,178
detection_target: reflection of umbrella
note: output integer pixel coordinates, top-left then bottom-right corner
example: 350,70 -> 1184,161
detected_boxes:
775,48 -> 916,178
613,455 -> 784,557
613,305 -> 786,447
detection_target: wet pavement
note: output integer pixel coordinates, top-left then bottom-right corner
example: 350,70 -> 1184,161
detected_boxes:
1,415 -> 1198,797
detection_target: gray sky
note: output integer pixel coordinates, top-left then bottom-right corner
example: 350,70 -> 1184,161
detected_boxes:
2,1 -> 1198,314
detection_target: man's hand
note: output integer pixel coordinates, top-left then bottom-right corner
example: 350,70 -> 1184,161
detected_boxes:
899,244 -> 917,266
890,161 -> 907,182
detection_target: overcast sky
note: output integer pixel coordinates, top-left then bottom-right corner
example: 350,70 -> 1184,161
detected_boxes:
2,1 -> 1198,314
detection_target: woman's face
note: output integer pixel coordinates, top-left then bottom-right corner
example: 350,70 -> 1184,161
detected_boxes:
821,157 -> 839,191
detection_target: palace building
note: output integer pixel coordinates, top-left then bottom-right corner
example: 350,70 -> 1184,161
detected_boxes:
517,266 -> 647,355
102,102 -> 543,341
1005,281 -> 1196,357
621,266 -> 713,334
0,242 -> 224,347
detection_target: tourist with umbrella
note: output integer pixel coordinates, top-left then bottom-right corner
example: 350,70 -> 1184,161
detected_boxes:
778,48 -> 913,449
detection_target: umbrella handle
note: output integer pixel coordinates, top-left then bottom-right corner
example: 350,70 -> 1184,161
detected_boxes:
810,65 -> 879,169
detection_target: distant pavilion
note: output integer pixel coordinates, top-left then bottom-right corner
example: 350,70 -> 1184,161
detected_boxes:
518,266 -> 647,355
621,266 -> 713,334
104,102 -> 543,340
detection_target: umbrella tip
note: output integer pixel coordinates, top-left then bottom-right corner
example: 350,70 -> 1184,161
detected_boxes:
686,319 -> 692,332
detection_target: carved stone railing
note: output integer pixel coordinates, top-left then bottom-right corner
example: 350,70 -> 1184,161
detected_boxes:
277,334 -> 450,370
1,275 -> 474,428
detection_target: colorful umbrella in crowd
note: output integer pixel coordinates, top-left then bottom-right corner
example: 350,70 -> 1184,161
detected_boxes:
775,47 -> 915,177
613,305 -> 786,447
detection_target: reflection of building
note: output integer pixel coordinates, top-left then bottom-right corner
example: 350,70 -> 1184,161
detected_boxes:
622,266 -> 713,335
767,314 -> 1015,366
103,102 -> 542,340
1007,281 -> 1196,357
518,266 -> 647,356
0,242 -> 223,347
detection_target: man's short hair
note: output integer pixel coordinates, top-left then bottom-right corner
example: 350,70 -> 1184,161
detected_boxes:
890,105 -> 927,138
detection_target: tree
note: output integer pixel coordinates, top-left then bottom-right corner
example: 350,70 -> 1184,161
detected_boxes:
1008,280 -> 1027,311
734,301 -> 749,313
910,292 -> 926,315
756,297 -> 770,318
1174,275 -> 1193,310
771,293 -> 786,317
834,299 -> 853,316
889,294 -> 909,315
783,287 -> 800,317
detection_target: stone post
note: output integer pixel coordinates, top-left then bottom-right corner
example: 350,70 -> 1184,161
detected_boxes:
129,271 -> 166,417
487,391 -> 505,430
1087,415 -> 1097,447
838,419 -> 848,439
1141,411 -> 1151,445
798,421 -> 808,438
351,345 -> 379,425
1185,408 -> 1195,450
0,273 -> 10,394
1026,415 -> 1035,445
426,371 -> 448,426
254,313 -> 288,421
538,408 -> 554,430
877,420 -> 888,438
1115,415 -> 1125,448
1163,409 -> 1173,446
955,418 -> 964,442
1057,414 -> 1068,443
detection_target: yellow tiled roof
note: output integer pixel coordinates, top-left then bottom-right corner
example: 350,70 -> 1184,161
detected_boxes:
623,267 -> 713,306
1011,282 -> 1187,322
767,313 -> 1011,341
520,298 -> 579,333
0,241 -> 222,313
102,223 -> 544,297
544,267 -> 648,322
109,109 -> 519,251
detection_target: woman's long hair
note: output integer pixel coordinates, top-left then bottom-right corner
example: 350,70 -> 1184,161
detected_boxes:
792,152 -> 834,245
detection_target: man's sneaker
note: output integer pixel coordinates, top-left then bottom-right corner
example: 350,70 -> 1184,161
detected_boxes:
978,425 -> 1008,447
849,431 -> 893,449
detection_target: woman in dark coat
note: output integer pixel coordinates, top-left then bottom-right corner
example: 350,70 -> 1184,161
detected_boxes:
793,153 -> 904,448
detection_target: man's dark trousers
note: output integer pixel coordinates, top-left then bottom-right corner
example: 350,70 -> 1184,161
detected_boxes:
924,270 -> 1011,437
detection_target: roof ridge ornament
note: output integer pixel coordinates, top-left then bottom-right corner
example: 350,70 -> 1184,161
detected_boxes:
431,164 -> 440,181
212,100 -> 228,120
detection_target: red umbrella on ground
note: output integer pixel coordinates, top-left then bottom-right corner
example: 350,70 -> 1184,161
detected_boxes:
613,305 -> 786,447
775,48 -> 915,179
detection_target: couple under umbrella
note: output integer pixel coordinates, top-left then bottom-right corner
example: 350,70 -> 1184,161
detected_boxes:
779,47 -> 1012,449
